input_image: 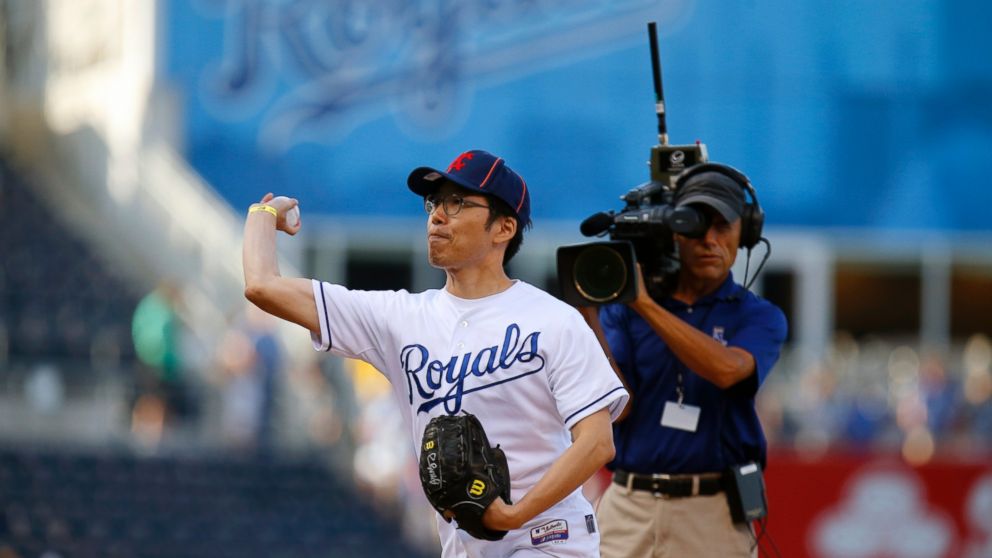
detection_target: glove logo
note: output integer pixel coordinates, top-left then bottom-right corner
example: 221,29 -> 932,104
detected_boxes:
426,452 -> 442,486
424,440 -> 435,450
468,479 -> 487,498
418,413 -> 512,541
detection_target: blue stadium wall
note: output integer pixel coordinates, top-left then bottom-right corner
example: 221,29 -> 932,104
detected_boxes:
162,0 -> 992,232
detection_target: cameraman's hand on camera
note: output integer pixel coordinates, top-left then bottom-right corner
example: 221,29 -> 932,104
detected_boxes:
628,264 -> 658,314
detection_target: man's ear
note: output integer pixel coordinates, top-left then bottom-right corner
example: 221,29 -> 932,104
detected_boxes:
494,215 -> 517,244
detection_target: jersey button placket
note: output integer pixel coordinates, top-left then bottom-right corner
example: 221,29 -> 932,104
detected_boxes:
454,318 -> 470,353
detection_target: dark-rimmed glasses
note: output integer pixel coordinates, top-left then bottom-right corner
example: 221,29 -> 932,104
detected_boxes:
424,194 -> 490,217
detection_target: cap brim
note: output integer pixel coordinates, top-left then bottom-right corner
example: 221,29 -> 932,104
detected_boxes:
677,194 -> 741,222
407,167 -> 486,197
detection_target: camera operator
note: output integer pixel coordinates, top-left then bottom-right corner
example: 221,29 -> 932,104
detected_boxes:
586,165 -> 787,557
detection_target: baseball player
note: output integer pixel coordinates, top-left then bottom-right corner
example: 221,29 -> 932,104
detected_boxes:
242,149 -> 629,557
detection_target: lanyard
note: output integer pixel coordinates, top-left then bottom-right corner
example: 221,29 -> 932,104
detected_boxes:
671,300 -> 721,408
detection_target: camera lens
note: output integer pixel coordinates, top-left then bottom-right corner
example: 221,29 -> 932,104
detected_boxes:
573,245 -> 629,303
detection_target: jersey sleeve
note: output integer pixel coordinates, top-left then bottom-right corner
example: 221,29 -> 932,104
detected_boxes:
727,299 -> 788,388
546,309 -> 629,429
309,279 -> 398,372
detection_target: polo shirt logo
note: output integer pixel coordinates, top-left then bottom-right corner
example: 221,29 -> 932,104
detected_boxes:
712,326 -> 728,346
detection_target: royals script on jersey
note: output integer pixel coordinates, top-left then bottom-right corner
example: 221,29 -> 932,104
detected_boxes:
309,279 -> 628,500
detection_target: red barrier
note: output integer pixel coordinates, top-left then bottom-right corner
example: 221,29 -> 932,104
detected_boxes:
763,450 -> 992,558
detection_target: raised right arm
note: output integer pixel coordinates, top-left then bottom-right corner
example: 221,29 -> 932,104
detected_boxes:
242,193 -> 319,334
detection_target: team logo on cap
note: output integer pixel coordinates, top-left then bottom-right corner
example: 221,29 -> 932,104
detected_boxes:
447,152 -> 474,172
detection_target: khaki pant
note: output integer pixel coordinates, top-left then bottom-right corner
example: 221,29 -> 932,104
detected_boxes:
596,482 -> 756,558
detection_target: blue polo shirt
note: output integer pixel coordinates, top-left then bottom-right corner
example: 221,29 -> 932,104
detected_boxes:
600,273 -> 787,474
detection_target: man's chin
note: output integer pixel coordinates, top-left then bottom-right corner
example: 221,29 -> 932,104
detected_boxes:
427,251 -> 448,269
690,264 -> 728,281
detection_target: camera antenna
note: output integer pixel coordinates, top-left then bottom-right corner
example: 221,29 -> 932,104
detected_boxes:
648,22 -> 668,146
644,22 -> 704,190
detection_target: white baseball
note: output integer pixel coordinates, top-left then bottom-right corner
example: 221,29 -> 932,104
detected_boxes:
285,205 -> 301,228
271,196 -> 301,228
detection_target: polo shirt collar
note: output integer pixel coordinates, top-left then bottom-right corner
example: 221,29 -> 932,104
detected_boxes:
664,273 -> 743,311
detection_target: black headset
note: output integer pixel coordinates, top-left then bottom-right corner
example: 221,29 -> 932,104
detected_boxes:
673,163 -> 764,250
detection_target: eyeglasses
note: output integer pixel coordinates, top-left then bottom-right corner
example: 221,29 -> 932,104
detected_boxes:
424,194 -> 490,217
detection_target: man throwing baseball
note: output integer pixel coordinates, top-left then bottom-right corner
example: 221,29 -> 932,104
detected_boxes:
242,149 -> 628,557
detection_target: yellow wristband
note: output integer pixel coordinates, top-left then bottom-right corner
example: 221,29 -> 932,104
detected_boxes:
249,204 -> 278,218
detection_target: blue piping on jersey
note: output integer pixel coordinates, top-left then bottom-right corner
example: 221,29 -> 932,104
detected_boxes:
318,281 -> 332,352
417,367 -> 546,414
564,386 -> 626,425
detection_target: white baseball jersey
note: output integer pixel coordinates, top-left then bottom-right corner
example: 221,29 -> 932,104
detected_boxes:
309,279 -> 628,557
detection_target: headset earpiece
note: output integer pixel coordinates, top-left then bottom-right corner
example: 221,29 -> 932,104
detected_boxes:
739,202 -> 764,250
673,163 -> 763,250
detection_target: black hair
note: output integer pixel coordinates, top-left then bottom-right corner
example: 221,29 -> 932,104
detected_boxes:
484,195 -> 526,265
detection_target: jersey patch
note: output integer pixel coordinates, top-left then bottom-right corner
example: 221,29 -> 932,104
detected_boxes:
530,519 -> 569,545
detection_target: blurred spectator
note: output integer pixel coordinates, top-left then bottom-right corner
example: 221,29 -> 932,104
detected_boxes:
215,304 -> 282,453
920,351 -> 961,437
758,333 -> 992,460
130,280 -> 196,446
961,334 -> 992,448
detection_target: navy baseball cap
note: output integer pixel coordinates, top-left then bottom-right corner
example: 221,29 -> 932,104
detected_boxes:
674,171 -> 746,222
408,150 -> 531,227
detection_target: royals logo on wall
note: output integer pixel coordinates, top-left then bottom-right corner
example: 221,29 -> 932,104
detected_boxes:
188,0 -> 688,148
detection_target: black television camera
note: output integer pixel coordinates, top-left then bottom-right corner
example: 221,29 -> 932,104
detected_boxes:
557,23 -> 711,306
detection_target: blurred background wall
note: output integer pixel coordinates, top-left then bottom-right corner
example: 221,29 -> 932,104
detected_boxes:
1,1 -> 990,557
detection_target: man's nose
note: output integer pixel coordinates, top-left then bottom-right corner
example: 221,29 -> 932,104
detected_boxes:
700,225 -> 718,242
429,203 -> 447,224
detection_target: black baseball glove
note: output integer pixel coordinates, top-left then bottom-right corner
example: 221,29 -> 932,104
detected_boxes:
419,412 -> 512,541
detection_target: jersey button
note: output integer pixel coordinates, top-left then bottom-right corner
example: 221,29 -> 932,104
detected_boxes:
460,320 -> 469,328
457,342 -> 465,350
687,307 -> 694,314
